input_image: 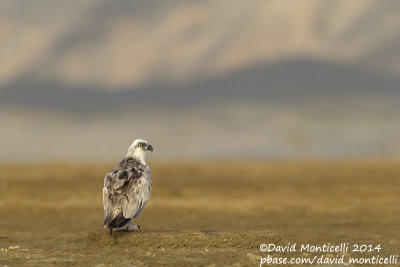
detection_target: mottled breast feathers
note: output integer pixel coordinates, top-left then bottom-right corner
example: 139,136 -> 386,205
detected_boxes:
103,157 -> 152,229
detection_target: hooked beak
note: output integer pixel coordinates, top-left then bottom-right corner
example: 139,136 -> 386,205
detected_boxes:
147,144 -> 153,152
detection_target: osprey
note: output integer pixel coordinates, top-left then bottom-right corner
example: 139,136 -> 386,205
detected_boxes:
103,139 -> 153,238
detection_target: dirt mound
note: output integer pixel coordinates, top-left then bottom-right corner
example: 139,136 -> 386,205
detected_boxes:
88,230 -> 281,249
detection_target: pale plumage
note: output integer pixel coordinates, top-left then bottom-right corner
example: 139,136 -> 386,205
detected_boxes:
103,139 -> 153,237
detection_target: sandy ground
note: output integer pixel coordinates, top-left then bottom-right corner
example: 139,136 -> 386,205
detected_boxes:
0,160 -> 399,266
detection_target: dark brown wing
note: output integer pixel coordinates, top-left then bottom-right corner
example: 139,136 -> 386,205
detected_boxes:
102,157 -> 147,229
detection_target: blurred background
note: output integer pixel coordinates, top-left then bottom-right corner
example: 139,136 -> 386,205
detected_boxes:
1,0 -> 400,162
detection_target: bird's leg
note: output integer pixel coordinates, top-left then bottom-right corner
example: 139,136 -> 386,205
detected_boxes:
119,221 -> 140,231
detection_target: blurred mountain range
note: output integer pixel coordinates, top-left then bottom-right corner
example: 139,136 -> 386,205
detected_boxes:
2,0 -> 400,90
1,0 -> 400,161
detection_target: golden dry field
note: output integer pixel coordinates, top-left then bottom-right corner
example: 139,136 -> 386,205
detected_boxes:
0,160 -> 399,266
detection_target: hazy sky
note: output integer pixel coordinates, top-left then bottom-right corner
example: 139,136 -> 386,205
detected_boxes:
1,0 -> 400,161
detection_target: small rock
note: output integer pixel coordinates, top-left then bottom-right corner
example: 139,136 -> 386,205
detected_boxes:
8,245 -> 19,250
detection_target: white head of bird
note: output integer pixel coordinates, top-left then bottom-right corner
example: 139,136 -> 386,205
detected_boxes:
126,139 -> 153,164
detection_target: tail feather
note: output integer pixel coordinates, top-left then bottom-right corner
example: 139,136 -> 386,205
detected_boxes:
103,213 -> 113,228
104,213 -> 114,239
104,212 -> 130,238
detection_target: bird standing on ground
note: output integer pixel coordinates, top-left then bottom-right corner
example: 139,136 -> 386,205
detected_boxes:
103,139 -> 153,238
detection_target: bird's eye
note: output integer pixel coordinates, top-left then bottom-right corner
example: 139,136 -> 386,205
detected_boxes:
138,143 -> 142,147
